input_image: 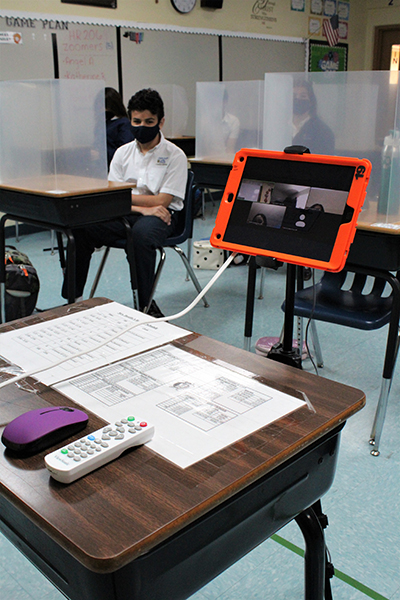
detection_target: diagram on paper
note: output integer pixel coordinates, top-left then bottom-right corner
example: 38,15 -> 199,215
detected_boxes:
56,344 -> 306,467
68,346 -> 274,432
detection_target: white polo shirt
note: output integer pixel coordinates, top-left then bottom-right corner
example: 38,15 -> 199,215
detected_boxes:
108,132 -> 187,211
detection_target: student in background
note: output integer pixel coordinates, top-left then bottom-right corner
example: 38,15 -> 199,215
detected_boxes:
105,87 -> 135,168
292,79 -> 335,156
62,88 -> 187,317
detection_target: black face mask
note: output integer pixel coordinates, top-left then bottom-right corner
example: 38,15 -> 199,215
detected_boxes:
293,98 -> 312,115
131,123 -> 160,144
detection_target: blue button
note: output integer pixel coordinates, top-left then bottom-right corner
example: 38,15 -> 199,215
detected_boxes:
88,435 -> 95,441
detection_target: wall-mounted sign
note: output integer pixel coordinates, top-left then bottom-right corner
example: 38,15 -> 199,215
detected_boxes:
309,40 -> 348,72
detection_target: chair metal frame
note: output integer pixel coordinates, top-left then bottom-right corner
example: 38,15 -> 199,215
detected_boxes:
144,170 -> 209,311
291,265 -> 400,456
89,170 -> 208,312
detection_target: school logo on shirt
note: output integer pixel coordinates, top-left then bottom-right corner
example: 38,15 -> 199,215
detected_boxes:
157,156 -> 168,165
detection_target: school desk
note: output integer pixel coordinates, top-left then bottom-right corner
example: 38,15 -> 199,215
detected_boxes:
0,175 -> 133,318
0,298 -> 365,600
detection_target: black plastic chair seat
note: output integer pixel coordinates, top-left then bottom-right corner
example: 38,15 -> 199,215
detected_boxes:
291,271 -> 393,331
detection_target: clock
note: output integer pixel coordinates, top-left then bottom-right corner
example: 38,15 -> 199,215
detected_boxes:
171,0 -> 197,14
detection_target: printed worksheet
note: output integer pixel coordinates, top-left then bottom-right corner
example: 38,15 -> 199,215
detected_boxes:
55,344 -> 306,468
0,303 -> 187,386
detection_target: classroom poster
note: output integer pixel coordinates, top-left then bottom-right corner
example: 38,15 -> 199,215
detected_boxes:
309,40 -> 348,72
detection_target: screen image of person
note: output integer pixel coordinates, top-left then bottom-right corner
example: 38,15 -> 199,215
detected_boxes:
292,79 -> 335,155
61,88 -> 188,317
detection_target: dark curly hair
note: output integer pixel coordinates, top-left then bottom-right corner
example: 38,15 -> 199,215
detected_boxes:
127,88 -> 164,121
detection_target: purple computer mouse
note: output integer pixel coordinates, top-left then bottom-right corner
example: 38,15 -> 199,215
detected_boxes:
1,406 -> 88,456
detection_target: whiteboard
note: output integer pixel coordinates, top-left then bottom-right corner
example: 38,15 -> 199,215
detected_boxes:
222,36 -> 306,81
0,17 -> 306,135
120,29 -> 220,135
0,18 -> 118,87
0,17 -> 54,80
56,23 -> 118,88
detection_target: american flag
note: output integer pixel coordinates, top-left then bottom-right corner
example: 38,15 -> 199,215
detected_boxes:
323,14 -> 339,47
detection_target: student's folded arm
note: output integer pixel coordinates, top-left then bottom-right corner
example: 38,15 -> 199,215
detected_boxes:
131,192 -> 173,209
132,201 -> 172,224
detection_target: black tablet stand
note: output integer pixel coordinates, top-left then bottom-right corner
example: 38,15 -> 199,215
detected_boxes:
264,145 -> 311,370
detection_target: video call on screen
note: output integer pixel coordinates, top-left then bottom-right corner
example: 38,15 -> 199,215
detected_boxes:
223,157 -> 356,262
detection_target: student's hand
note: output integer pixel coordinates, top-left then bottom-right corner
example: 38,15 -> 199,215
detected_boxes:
132,205 -> 171,225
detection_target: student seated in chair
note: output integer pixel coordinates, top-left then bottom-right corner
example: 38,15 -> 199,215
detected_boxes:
61,88 -> 188,317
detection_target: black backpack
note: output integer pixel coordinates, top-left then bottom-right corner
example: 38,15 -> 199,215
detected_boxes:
5,246 -> 40,322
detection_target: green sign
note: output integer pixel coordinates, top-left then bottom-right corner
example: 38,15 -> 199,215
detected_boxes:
309,40 -> 348,72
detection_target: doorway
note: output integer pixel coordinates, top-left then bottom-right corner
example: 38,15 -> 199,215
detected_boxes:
373,25 -> 400,70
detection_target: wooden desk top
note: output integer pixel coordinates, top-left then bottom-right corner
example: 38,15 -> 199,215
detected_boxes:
0,299 -> 365,574
189,157 -> 233,165
0,175 -> 133,198
356,201 -> 400,235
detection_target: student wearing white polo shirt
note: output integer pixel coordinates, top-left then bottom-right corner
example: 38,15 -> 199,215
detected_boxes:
61,88 -> 187,317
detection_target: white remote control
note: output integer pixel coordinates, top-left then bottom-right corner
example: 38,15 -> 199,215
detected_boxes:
45,416 -> 154,484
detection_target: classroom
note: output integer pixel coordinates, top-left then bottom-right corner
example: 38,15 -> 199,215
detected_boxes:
0,1 -> 399,600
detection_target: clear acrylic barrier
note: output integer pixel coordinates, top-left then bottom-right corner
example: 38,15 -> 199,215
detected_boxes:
195,81 -> 264,162
154,84 -> 189,138
263,71 -> 400,225
0,79 -> 108,191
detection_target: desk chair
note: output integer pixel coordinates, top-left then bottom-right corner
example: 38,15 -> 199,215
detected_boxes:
290,268 -> 400,456
89,170 -> 208,312
145,170 -> 209,311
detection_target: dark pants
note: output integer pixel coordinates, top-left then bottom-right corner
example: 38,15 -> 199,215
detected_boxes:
61,212 -> 179,310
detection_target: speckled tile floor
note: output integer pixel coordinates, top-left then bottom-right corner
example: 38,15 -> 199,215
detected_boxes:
1,202 -> 399,599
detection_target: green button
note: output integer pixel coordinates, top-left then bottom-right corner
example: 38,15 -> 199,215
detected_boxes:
127,416 -> 135,422
61,449 -> 68,454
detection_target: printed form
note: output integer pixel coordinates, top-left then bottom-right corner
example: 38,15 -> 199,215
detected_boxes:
55,344 -> 306,468
0,302 -> 187,386
1,302 -> 306,468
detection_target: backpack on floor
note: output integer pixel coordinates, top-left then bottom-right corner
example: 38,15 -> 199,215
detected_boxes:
5,246 -> 40,322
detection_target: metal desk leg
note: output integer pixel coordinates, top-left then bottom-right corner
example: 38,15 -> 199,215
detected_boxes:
0,215 -> 7,323
65,229 -> 76,304
295,506 -> 326,600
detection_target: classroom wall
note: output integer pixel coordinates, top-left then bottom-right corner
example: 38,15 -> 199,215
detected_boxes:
365,0 -> 400,69
0,0 -> 387,72
0,0 -> 376,70
0,1 -> 398,76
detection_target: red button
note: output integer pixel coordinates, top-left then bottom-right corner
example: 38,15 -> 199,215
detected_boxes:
140,422 -> 147,427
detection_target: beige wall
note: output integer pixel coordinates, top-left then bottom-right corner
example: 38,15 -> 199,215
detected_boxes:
365,0 -> 400,69
0,0 -> 399,71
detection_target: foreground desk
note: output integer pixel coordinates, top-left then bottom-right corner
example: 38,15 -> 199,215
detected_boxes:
0,175 -> 133,317
0,299 -> 365,600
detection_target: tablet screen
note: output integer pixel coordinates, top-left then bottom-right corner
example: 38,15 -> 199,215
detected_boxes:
216,154 -> 363,265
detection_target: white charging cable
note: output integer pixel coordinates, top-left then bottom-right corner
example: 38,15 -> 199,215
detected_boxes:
0,252 -> 237,390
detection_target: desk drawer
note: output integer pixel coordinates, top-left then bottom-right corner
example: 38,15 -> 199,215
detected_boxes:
0,188 -> 132,228
348,229 -> 400,272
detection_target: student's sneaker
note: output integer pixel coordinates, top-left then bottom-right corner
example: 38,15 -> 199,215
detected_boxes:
146,300 -> 165,318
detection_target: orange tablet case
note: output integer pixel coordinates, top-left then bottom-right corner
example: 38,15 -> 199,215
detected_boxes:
210,149 -> 371,272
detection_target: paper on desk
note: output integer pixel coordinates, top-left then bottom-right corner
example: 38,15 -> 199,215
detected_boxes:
0,302 -> 187,386
55,344 -> 306,468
